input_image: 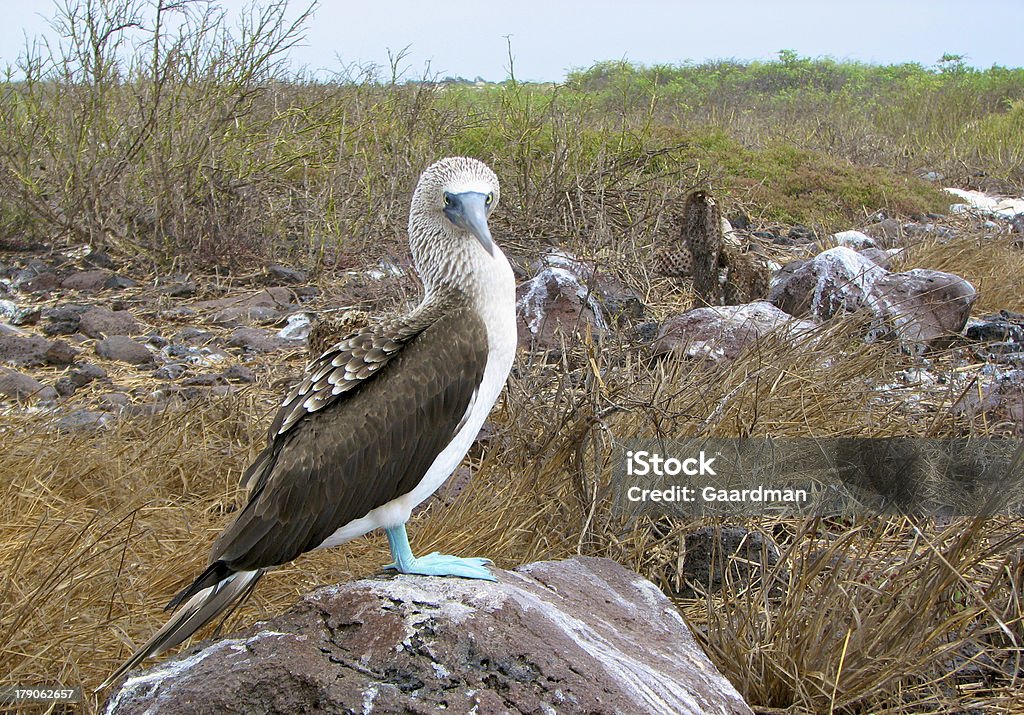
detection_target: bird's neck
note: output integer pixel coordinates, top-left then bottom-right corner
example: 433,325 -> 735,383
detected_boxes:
414,231 -> 515,320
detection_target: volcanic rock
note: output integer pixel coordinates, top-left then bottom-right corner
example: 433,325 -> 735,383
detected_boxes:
104,557 -> 752,715
516,252 -> 612,354
652,302 -> 817,362
769,246 -> 975,352
0,368 -> 57,403
78,307 -> 144,339
95,336 -> 155,366
61,269 -> 112,292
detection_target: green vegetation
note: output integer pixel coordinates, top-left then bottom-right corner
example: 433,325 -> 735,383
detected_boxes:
2,10 -> 1021,268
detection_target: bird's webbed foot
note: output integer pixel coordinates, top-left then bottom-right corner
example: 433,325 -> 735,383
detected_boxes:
383,525 -> 496,581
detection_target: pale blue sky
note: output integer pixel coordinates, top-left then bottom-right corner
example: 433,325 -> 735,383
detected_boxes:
2,0 -> 1022,81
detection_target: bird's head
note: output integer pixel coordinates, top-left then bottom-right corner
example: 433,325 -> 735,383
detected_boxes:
409,157 -> 502,292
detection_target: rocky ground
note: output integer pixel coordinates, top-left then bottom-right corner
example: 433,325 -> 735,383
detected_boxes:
1,188 -> 1022,439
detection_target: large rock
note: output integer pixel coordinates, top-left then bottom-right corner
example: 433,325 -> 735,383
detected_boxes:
871,269 -> 976,350
78,307 -> 144,339
105,557 -> 752,715
0,367 -> 57,402
769,246 -> 975,352
0,334 -> 77,367
61,269 -> 112,291
516,252 -> 619,354
95,336 -> 155,365
652,301 -> 817,362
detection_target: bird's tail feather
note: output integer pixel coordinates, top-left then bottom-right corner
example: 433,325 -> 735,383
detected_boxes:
100,568 -> 264,690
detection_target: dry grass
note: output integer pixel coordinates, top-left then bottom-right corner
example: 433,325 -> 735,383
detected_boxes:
7,284 -> 1021,713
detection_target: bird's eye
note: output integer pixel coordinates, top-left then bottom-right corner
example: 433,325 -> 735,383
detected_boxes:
485,193 -> 493,205
443,193 -> 451,206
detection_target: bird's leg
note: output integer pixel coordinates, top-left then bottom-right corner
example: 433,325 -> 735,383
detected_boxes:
383,523 -> 496,581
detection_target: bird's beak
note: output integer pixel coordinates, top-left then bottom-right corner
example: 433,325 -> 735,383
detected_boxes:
445,192 -> 496,256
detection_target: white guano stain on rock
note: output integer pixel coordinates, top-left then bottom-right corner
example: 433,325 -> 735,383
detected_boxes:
104,630 -> 294,715
508,567 -> 707,715
946,188 -> 1024,219
517,266 -> 609,335
809,247 -> 886,317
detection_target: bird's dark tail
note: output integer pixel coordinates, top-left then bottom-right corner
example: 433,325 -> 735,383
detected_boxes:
100,567 -> 264,690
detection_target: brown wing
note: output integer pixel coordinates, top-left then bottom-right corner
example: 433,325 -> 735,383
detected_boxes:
209,305 -> 488,571
238,310 -> 429,492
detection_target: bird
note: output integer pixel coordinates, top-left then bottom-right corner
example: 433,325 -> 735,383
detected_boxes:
102,156 -> 517,688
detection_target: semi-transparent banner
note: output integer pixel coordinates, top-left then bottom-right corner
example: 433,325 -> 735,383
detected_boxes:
612,438 -> 1024,517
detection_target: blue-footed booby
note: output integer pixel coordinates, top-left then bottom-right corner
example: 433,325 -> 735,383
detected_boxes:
102,157 -> 517,688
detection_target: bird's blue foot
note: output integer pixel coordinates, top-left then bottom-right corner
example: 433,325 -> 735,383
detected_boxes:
384,524 -> 496,581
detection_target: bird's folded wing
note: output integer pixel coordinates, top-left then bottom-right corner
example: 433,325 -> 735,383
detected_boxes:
210,304 -> 489,571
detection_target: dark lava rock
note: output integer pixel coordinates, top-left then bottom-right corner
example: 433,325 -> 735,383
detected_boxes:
0,335 -> 51,367
61,269 -> 112,291
652,302 -> 817,362
680,526 -> 782,598
44,340 -> 78,366
18,271 -> 60,293
0,368 -> 57,402
965,312 -> 1024,344
104,557 -> 753,715
787,224 -> 816,242
54,376 -> 77,397
78,307 -> 143,339
105,275 -> 139,290
223,364 -> 255,383
95,336 -> 155,366
226,327 -> 293,353
266,264 -> 308,285
69,363 -> 107,386
632,321 -> 661,343
42,305 -> 90,336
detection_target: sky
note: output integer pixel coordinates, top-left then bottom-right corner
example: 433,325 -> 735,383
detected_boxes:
1,0 -> 1022,82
